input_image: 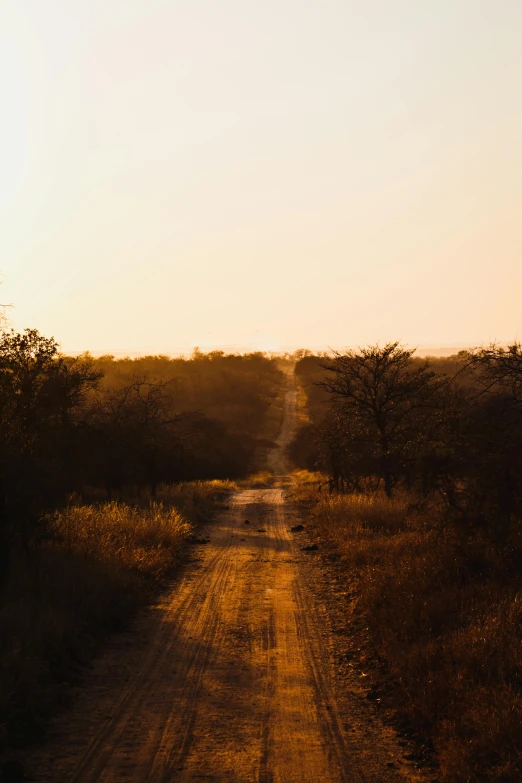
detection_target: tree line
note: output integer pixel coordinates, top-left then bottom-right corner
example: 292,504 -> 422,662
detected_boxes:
290,342 -> 522,541
0,329 -> 283,569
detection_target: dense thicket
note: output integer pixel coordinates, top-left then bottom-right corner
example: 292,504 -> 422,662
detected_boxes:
0,330 -> 283,566
0,330 -> 101,570
291,343 -> 522,539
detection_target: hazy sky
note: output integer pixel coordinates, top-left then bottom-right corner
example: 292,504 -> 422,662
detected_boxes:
2,0 -> 521,354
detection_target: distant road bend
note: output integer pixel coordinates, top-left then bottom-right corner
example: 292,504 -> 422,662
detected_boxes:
27,373 -> 427,783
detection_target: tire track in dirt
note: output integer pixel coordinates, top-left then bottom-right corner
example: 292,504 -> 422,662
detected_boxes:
24,376 -> 429,783
68,535 -> 238,782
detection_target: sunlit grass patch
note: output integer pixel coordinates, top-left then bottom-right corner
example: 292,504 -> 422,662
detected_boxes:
291,471 -> 522,782
157,479 -> 237,522
314,490 -> 411,533
241,471 -> 274,488
292,468 -> 322,485
288,469 -> 323,499
48,501 -> 192,581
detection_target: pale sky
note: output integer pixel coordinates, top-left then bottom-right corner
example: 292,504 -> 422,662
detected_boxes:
2,0 -> 521,354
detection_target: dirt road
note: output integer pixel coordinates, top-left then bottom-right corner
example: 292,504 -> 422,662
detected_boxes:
26,376 -> 428,782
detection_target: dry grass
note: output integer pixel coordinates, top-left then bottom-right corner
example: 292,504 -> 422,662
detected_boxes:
292,471 -> 522,783
156,479 -> 237,523
239,471 -> 274,488
48,502 -> 192,581
0,480 -> 233,752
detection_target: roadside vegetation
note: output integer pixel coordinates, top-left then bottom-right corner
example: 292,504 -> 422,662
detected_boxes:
290,344 -> 522,783
1,485 -> 231,750
0,327 -> 282,752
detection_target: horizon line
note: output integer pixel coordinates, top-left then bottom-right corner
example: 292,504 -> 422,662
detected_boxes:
58,342 -> 486,359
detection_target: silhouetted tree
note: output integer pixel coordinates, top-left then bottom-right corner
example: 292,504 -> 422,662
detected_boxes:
319,343 -> 447,496
0,333 -> 285,573
82,377 -> 202,496
0,330 -> 101,569
444,344 -> 522,539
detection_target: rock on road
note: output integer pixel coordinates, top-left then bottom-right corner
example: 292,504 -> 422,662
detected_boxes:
25,375 -> 429,783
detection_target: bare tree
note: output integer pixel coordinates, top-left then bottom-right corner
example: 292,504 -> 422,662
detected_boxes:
455,343 -> 522,538
319,343 -> 447,496
466,342 -> 522,401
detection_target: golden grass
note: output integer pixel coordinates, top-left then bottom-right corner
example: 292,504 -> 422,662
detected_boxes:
156,479 -> 237,524
48,502 -> 192,581
291,471 -> 522,783
0,480 -> 233,752
239,471 -> 274,488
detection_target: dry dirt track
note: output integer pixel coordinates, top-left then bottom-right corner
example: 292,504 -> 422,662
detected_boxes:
26,377 -> 429,783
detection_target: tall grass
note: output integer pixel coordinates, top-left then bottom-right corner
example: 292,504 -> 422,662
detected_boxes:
49,502 -> 192,580
238,471 -> 274,488
0,480 -> 233,753
292,471 -> 522,783
156,479 -> 237,522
